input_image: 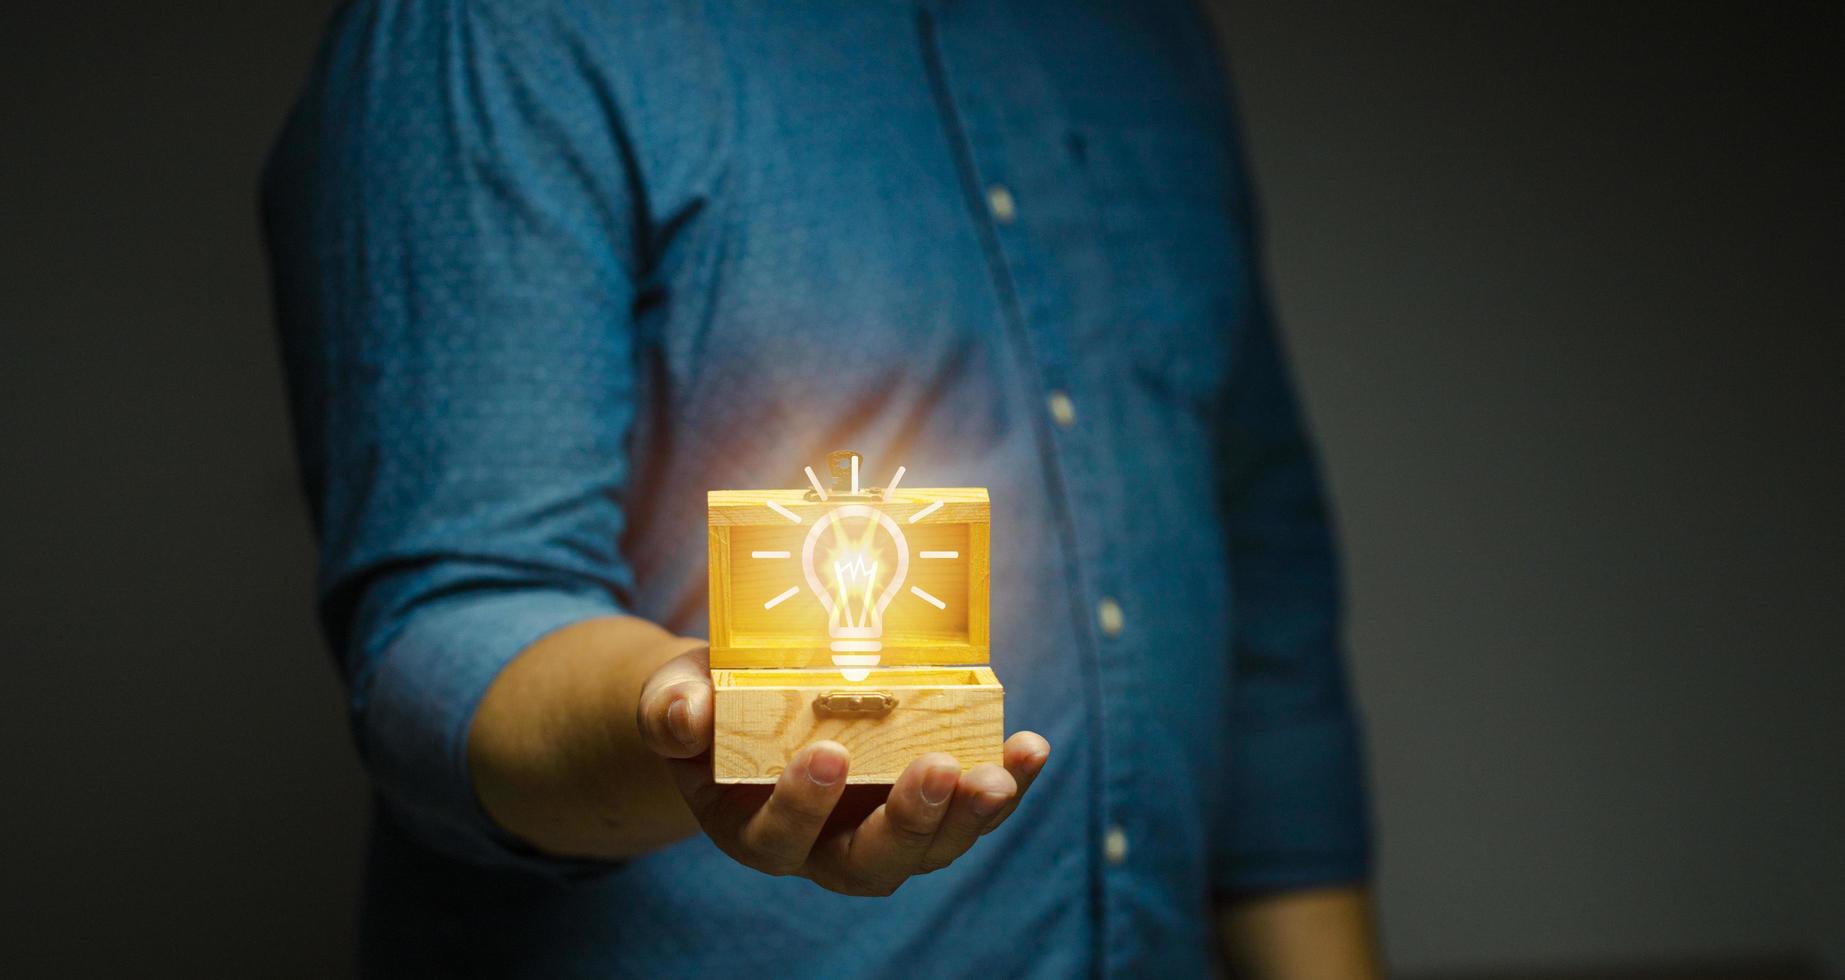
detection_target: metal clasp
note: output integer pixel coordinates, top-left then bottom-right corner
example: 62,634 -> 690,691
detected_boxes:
802,449 -> 886,501
812,690 -> 898,718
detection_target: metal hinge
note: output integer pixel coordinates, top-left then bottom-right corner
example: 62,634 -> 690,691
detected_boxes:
812,690 -> 899,718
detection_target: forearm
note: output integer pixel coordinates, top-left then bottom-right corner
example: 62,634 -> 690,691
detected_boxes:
1217,885 -> 1384,980
467,615 -> 704,860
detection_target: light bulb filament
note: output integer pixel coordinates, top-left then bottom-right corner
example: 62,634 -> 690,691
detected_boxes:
831,555 -> 880,628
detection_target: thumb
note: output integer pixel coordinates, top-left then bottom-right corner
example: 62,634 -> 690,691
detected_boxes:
636,645 -> 714,759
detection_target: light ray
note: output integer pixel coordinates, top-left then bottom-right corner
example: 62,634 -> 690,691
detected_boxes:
833,565 -> 853,626
850,454 -> 860,495
908,500 -> 945,523
860,560 -> 879,626
919,550 -> 959,559
910,586 -> 947,610
885,465 -> 906,496
828,508 -> 853,556
751,550 -> 791,559
763,586 -> 800,610
766,500 -> 802,523
804,465 -> 829,501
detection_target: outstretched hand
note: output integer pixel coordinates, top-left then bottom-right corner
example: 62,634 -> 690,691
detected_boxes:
637,646 -> 1049,896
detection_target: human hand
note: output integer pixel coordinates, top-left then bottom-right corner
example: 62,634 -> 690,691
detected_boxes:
636,646 -> 1049,896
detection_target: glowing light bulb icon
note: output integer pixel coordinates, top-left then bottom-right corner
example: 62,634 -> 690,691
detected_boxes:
801,504 -> 909,682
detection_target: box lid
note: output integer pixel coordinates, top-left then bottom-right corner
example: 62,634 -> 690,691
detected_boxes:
707,487 -> 989,670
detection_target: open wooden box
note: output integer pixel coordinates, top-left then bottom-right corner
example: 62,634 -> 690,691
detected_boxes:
707,485 -> 1000,783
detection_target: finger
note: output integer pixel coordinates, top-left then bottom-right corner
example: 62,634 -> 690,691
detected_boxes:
984,731 -> 1050,833
733,741 -> 850,875
809,753 -> 959,896
916,763 -> 1017,873
636,646 -> 713,759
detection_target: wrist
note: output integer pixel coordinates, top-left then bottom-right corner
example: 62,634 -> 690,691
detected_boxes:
1217,885 -> 1383,980
469,616 -> 702,858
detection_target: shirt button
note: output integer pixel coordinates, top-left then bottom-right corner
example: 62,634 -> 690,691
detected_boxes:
986,184 -> 1017,224
1097,597 -> 1124,637
1104,825 -> 1129,866
1046,390 -> 1077,428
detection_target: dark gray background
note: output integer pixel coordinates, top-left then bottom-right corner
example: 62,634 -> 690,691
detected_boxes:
3,2 -> 1840,977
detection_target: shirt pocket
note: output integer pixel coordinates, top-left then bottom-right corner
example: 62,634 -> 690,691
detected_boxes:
1077,122 -> 1256,414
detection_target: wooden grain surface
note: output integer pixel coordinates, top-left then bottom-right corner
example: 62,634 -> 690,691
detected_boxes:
712,666 -> 1004,783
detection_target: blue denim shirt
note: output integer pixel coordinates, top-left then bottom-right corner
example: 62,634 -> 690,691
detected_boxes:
264,1 -> 1369,975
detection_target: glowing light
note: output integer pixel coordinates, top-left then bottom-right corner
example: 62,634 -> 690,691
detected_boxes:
919,550 -> 958,559
833,553 -> 878,581
851,454 -> 860,495
804,466 -> 829,501
763,586 -> 799,610
885,465 -> 906,496
908,500 -> 944,523
766,500 -> 802,523
802,504 -> 910,671
830,652 -> 880,683
751,550 -> 790,559
910,585 -> 947,610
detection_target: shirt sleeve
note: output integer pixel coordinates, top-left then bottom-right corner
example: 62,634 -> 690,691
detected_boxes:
1212,290 -> 1374,895
261,1 -> 643,873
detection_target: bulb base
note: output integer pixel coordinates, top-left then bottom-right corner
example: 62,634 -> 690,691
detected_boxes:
831,652 -> 880,682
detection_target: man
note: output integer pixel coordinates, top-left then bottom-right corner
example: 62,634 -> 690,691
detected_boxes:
264,1 -> 1380,976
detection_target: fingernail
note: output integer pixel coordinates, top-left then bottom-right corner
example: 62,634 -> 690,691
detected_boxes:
807,747 -> 846,787
970,791 -> 1007,820
920,766 -> 957,806
666,697 -> 695,746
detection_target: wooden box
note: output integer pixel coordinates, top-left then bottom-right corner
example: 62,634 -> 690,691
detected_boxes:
707,483 -> 1001,783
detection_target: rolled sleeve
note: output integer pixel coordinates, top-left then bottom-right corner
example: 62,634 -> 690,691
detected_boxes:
1213,289 -> 1373,895
262,1 -> 647,873
1220,711 -> 1371,893
362,589 -> 622,873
